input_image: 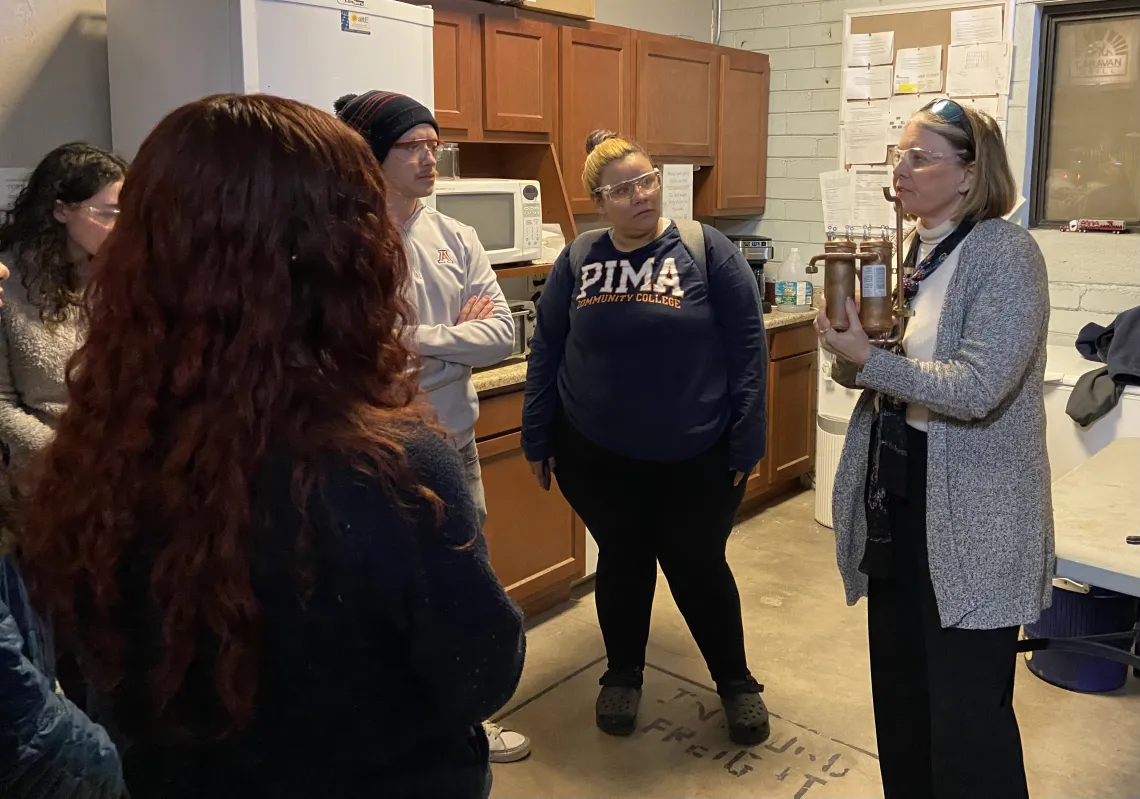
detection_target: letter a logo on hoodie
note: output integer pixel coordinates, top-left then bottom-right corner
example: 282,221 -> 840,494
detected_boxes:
437,249 -> 455,265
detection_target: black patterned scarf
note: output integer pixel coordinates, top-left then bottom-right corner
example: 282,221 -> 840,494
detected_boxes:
859,216 -> 977,578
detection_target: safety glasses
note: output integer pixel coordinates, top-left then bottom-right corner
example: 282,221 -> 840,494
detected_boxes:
594,168 -> 662,204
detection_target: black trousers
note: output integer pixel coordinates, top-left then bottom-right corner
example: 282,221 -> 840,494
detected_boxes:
867,427 -> 1029,799
552,413 -> 751,692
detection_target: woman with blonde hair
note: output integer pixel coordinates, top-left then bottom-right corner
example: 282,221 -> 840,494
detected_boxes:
818,99 -> 1051,799
522,130 -> 769,745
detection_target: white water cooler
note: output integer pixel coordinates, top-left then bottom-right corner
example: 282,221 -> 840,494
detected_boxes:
814,349 -> 862,528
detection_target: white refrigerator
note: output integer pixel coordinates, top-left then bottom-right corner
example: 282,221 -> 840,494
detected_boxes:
815,348 -> 862,528
107,0 -> 435,158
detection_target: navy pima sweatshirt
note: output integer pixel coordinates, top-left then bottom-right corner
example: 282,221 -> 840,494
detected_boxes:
522,222 -> 768,474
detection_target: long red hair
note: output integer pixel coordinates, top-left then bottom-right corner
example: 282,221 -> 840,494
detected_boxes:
19,94 -> 432,734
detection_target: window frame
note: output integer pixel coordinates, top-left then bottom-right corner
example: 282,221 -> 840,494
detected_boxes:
1030,0 -> 1140,230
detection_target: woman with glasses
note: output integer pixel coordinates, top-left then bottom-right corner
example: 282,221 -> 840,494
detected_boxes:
0,143 -> 125,487
0,142 -> 128,796
817,100 -> 1051,799
522,130 -> 769,745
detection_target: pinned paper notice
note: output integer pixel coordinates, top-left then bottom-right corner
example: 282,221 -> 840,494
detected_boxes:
850,166 -> 894,231
887,94 -> 947,145
1004,195 -> 1026,221
845,65 -> 893,100
820,170 -> 853,235
950,6 -> 1004,46
662,164 -> 694,221
955,95 -> 1008,121
846,31 -> 895,67
946,42 -> 1011,96
894,46 -> 943,94
844,100 -> 890,165
1,169 -> 30,211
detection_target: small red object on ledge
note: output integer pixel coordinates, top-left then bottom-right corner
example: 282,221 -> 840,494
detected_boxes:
1060,219 -> 1128,234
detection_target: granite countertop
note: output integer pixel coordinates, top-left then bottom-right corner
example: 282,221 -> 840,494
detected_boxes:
472,309 -> 818,397
763,308 -> 819,330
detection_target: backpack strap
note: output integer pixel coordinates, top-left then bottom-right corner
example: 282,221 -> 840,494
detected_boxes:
567,229 -> 609,280
674,219 -> 708,287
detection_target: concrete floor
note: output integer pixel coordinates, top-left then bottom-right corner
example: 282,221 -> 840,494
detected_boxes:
489,489 -> 1140,799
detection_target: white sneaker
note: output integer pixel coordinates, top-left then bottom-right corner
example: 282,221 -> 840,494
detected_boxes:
483,720 -> 531,763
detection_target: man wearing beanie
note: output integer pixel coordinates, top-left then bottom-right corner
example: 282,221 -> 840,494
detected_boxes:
335,90 -> 530,765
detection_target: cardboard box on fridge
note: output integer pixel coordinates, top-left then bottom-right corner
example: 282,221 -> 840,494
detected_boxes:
522,0 -> 595,20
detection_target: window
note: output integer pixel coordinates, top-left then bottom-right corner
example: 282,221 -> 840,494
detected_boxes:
1032,0 -> 1140,227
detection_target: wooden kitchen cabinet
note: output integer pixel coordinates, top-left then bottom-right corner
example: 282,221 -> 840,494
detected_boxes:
474,390 -> 585,616
633,32 -> 718,162
744,321 -> 818,505
695,49 -> 770,216
768,350 -> 817,484
746,380 -> 774,497
560,24 -> 634,213
432,8 -> 484,140
482,15 -> 559,135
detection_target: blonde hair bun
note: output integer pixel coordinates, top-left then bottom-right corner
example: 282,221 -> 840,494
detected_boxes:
585,129 -> 619,155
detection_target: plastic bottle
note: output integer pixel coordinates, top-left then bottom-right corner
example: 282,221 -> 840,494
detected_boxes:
775,248 -> 813,313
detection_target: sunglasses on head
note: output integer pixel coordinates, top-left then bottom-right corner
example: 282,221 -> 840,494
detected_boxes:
922,98 -> 976,155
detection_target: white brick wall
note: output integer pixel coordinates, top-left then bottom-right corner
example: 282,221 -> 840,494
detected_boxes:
716,0 -> 1140,342
717,0 -> 916,270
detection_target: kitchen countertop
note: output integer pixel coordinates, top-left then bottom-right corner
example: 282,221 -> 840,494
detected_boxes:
472,309 -> 818,398
760,308 -> 819,330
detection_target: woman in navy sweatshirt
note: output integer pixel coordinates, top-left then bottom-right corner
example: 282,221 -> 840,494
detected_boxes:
19,94 -> 524,799
522,130 -> 769,745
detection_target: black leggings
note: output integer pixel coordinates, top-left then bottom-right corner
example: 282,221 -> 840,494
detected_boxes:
868,426 -> 1028,799
552,413 -> 751,692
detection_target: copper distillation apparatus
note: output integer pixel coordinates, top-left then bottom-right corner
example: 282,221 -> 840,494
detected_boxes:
807,187 -> 910,346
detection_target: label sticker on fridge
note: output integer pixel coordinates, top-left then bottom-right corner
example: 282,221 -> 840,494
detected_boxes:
341,10 -> 371,35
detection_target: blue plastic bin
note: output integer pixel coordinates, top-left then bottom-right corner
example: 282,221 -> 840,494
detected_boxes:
1024,582 -> 1138,693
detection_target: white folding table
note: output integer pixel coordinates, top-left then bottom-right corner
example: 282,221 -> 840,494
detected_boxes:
1017,438 -> 1140,668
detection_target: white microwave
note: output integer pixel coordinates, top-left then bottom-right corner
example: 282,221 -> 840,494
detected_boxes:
432,178 -> 543,266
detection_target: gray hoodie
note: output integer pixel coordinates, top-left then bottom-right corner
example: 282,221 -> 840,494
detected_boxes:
403,205 -> 514,447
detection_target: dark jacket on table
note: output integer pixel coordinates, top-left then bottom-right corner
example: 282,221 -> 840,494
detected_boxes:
99,428 -> 525,799
1068,305 -> 1140,426
1,556 -> 125,799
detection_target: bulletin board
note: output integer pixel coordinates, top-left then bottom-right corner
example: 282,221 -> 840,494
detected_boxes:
827,0 -> 1016,236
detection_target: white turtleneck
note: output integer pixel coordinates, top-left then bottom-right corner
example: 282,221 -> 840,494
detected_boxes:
901,218 -> 963,431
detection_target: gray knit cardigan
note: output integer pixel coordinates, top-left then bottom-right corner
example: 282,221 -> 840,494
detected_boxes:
832,218 -> 1055,630
0,254 -> 84,475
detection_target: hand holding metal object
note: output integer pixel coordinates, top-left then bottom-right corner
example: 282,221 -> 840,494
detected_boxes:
807,250 -> 881,332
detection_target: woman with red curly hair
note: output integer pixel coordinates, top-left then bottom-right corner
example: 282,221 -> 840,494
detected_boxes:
18,94 -> 525,799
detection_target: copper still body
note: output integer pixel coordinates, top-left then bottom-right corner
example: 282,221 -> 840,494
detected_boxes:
809,235 -> 879,333
857,227 -> 895,335
809,190 -> 910,345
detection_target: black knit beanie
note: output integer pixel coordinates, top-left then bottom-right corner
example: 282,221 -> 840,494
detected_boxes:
333,90 -> 439,163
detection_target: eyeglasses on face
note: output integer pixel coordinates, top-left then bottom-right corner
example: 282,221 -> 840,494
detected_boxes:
389,138 -> 444,159
595,168 -> 662,203
890,147 -> 955,169
82,205 -> 120,225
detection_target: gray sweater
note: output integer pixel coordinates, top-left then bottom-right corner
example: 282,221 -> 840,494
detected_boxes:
832,219 -> 1055,630
0,254 -> 84,474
